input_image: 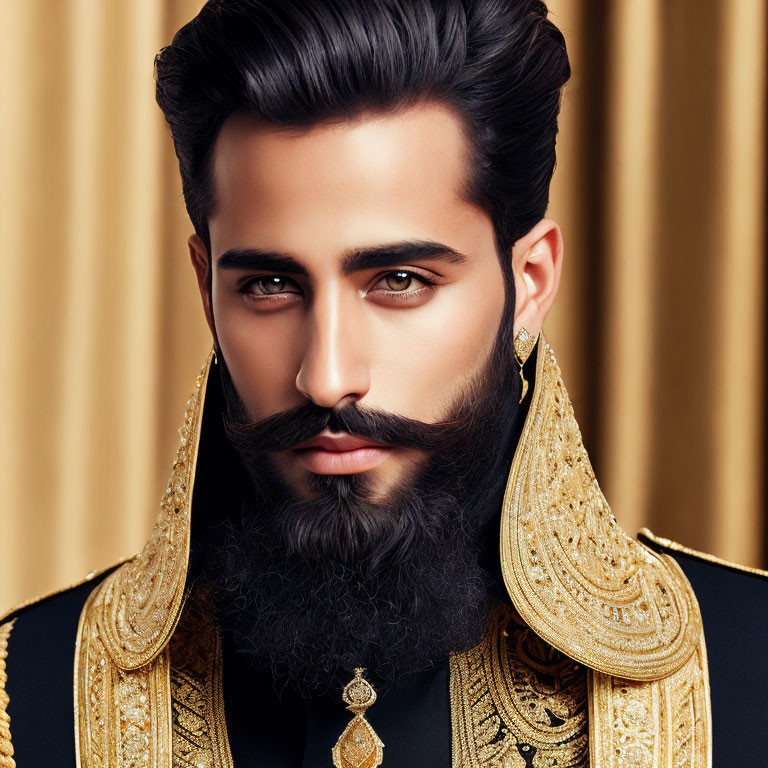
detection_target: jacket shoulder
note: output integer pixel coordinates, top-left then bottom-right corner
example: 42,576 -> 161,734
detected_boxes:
637,527 -> 768,580
639,527 -> 768,763
0,560 -> 129,765
0,558 -> 129,625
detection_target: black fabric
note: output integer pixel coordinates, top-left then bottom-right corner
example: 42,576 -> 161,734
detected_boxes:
665,549 -> 768,765
4,572 -> 112,767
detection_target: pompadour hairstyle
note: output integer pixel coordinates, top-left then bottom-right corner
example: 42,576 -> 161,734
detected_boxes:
155,0 -> 570,260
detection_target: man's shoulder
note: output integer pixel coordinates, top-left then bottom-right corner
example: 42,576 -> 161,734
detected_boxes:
1,559 -> 127,627
638,526 -> 768,629
0,560 -> 127,764
638,527 -> 768,582
639,526 -> 768,763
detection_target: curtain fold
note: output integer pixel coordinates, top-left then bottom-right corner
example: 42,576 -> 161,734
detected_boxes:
1,0 -> 765,610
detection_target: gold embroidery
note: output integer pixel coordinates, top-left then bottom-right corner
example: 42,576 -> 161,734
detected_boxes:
588,622 -> 711,767
96,352 -> 213,671
500,336 -> 702,681
450,603 -> 589,767
75,575 -> 173,767
169,589 -> 232,768
76,582 -> 233,768
0,620 -> 16,768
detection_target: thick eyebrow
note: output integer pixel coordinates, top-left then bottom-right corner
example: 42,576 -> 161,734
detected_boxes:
217,248 -> 309,276
216,240 -> 468,276
340,240 -> 469,274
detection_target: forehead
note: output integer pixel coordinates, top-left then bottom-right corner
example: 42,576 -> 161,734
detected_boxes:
208,103 -> 491,260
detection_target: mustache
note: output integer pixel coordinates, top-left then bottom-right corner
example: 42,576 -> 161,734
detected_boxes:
218,355 -> 491,456
222,397 -> 485,456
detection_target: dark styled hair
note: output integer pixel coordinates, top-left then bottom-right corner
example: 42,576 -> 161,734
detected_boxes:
155,0 -> 570,259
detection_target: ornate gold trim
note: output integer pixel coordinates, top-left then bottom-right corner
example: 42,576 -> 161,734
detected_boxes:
75,587 -> 172,768
450,602 -> 589,767
588,628 -> 711,767
0,559 -> 131,625
500,336 -> 702,681
638,527 -> 768,579
95,351 -> 214,671
0,620 -> 16,768
169,588 -> 233,768
75,582 -> 233,768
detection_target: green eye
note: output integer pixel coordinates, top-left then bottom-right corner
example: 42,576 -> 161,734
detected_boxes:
385,271 -> 413,291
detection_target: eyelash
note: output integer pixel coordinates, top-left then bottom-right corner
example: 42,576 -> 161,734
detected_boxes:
239,270 -> 437,304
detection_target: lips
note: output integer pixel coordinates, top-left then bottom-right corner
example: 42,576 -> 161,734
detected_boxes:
293,432 -> 390,452
291,431 -> 393,474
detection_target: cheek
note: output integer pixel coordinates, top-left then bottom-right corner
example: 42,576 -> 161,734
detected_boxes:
367,278 -> 506,420
213,289 -> 306,418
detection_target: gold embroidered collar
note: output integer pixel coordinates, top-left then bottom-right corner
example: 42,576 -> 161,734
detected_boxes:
74,335 -> 710,767
500,337 -> 702,680
83,336 -> 702,680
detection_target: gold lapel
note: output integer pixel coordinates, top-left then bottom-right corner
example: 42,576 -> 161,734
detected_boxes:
452,334 -> 710,767
500,336 -> 701,681
74,353 -> 230,768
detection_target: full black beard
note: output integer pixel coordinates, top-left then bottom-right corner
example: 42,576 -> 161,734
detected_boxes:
201,316 -> 522,697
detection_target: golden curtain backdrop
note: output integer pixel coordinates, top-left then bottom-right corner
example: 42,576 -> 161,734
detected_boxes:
0,0 -> 765,610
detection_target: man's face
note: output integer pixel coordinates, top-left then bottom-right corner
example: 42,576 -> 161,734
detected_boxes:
202,103 -> 507,500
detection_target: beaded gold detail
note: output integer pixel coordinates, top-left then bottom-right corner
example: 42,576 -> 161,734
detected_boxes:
450,603 -> 589,768
169,587 -> 232,768
589,624 -> 711,766
76,585 -> 233,767
332,668 -> 384,768
0,620 -> 16,768
95,351 -> 214,670
500,335 -> 702,681
75,587 -> 172,766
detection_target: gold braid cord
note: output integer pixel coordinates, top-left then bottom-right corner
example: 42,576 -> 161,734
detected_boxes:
500,337 -> 702,681
450,603 -> 589,768
0,620 -> 16,768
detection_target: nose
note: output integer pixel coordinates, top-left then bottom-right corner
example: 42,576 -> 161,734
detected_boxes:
295,284 -> 370,409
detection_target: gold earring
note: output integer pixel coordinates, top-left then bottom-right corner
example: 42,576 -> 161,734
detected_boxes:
514,327 -> 538,402
213,347 -> 219,365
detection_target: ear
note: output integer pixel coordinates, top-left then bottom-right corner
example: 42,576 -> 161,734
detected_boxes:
510,218 -> 563,337
188,233 -> 218,344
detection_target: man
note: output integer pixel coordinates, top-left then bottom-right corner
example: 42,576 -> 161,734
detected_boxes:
1,1 -> 766,765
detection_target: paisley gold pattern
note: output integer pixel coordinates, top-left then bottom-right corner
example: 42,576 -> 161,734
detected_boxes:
450,602 -> 589,768
169,588 -> 232,768
500,336 -> 702,681
588,624 -> 711,767
96,352 -> 213,671
0,620 -> 16,768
